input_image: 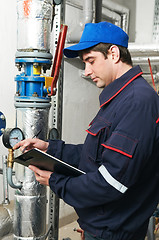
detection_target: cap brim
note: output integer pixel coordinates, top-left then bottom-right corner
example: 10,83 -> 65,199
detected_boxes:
63,41 -> 99,58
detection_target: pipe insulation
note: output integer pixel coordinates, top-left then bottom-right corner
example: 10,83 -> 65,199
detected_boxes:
66,0 -> 93,43
13,172 -> 47,239
0,202 -> 14,239
102,7 -> 121,27
13,107 -> 50,239
129,43 -> 159,57
17,0 -> 53,52
102,0 -> 129,33
83,0 -> 93,24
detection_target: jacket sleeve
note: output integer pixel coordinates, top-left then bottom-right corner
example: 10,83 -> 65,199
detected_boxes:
49,97 -> 159,209
47,139 -> 83,168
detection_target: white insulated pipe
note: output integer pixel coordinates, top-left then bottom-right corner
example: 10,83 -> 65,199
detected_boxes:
66,0 -> 93,43
128,43 -> 159,57
102,7 -> 121,27
13,107 -> 50,240
13,0 -> 52,239
83,0 -> 93,24
102,0 -> 129,33
0,203 -> 14,239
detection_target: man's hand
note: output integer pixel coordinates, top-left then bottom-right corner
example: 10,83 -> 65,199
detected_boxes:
13,138 -> 49,153
29,165 -> 52,186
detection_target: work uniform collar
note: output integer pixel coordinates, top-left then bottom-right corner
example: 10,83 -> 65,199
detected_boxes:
99,65 -> 143,108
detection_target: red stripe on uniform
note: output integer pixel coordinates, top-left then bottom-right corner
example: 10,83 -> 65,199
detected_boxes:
86,129 -> 97,136
102,144 -> 133,158
100,72 -> 143,108
156,118 -> 159,124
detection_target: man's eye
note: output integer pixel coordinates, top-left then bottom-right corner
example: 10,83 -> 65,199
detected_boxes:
89,60 -> 94,65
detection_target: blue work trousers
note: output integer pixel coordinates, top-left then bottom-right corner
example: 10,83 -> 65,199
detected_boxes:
84,231 -> 145,240
84,231 -> 105,240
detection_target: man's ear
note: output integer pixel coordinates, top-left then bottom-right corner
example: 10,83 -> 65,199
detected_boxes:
109,45 -> 120,63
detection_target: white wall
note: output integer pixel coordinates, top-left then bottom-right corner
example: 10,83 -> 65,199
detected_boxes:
62,58 -> 101,144
0,1 -> 17,148
135,0 -> 155,43
0,0 -> 17,202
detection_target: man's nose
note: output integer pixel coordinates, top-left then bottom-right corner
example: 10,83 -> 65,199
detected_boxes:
85,64 -> 92,77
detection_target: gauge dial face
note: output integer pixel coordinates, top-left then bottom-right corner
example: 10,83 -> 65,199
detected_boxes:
2,128 -> 24,149
9,128 -> 24,148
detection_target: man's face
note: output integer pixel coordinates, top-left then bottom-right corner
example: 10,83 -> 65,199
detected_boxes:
82,50 -> 114,88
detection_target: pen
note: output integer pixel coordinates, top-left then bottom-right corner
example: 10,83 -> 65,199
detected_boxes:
32,129 -> 42,139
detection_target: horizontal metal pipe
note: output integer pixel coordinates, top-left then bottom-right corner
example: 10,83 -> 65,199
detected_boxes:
129,43 -> 159,56
102,0 -> 129,15
131,56 -> 159,63
66,0 -> 82,10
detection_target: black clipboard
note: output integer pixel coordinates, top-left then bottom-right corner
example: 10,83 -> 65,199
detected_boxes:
14,148 -> 85,177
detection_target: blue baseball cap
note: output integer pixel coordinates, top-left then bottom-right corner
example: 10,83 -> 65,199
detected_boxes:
63,21 -> 129,58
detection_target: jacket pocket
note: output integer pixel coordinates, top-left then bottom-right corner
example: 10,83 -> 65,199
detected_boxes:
85,118 -> 111,162
102,131 -> 138,158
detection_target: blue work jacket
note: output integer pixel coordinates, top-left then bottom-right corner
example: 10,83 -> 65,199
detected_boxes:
48,65 -> 159,240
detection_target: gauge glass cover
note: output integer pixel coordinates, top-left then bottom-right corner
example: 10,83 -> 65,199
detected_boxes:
9,128 -> 24,148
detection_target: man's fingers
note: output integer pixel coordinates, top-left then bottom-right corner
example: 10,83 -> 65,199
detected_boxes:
29,165 -> 52,186
29,165 -> 41,175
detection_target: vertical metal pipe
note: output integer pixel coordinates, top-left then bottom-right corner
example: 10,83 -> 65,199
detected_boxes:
2,155 -> 9,204
14,106 -> 50,239
95,0 -> 102,23
66,0 -> 93,43
83,0 -> 93,23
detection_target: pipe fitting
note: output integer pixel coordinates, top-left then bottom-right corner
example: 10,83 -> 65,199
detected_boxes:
6,149 -> 22,189
7,167 -> 22,189
7,149 -> 14,169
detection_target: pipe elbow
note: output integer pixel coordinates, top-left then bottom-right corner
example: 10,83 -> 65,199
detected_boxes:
7,167 -> 22,189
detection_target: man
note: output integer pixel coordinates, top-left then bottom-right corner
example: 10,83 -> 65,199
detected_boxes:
14,22 -> 159,240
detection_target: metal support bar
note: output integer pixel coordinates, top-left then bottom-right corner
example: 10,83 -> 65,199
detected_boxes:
48,191 -> 60,240
2,155 -> 10,204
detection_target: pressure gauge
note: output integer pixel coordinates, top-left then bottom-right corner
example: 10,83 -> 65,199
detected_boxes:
2,128 -> 24,149
53,0 -> 62,5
